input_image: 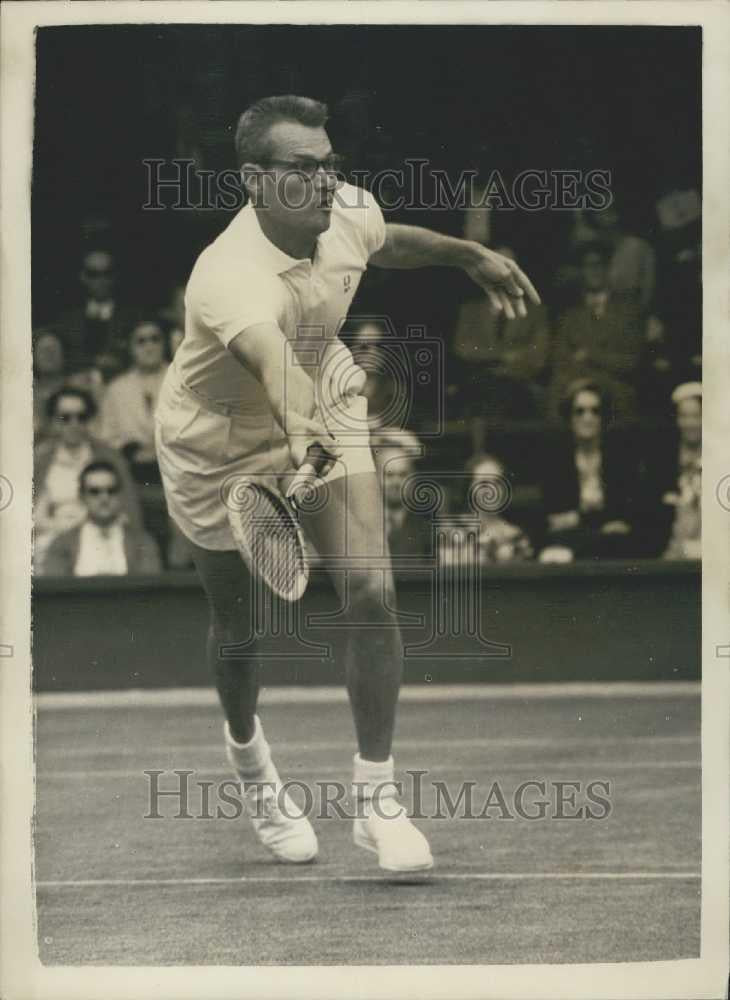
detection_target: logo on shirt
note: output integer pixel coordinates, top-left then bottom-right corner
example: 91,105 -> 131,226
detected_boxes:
343,274 -> 352,293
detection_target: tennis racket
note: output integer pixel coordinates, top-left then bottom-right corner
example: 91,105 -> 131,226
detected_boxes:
226,443 -> 333,602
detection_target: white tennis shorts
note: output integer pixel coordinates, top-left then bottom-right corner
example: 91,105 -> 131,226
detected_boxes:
154,366 -> 375,550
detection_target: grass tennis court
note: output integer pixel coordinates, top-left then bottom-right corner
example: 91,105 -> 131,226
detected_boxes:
34,683 -> 700,965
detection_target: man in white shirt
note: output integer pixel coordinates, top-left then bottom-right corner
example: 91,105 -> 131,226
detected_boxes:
155,95 -> 540,874
74,466 -> 130,577
34,387 -> 144,570
42,461 -> 161,578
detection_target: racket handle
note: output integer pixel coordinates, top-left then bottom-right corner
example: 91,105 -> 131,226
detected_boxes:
287,443 -> 336,504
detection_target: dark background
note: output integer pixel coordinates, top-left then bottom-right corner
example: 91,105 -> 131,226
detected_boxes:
32,23 -> 701,325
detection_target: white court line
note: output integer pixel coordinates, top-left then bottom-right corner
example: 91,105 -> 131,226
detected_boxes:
38,734 -> 700,758
34,681 -> 700,712
38,760 -> 701,780
35,871 -> 701,888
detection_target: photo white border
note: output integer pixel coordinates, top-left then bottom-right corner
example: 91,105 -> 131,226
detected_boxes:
1,3 -> 728,998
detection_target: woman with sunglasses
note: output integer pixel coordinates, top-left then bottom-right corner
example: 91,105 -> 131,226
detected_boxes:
539,378 -> 639,561
33,386 -> 143,572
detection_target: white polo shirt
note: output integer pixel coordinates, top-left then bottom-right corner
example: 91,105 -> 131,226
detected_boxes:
174,182 -> 386,415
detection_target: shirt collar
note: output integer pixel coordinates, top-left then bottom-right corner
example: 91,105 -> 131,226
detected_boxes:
234,203 -> 313,275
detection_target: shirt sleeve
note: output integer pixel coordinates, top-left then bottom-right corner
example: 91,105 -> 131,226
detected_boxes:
361,187 -> 387,259
193,263 -> 283,348
336,183 -> 386,263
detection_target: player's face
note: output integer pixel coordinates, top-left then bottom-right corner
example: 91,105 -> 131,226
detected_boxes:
676,398 -> 701,447
571,389 -> 602,442
82,470 -> 122,526
258,121 -> 340,235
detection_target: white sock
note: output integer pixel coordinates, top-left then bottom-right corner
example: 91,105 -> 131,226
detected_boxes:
352,753 -> 401,814
224,716 -> 277,783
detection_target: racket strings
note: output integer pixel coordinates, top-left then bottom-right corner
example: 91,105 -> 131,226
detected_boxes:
235,486 -> 306,600
251,519 -> 300,596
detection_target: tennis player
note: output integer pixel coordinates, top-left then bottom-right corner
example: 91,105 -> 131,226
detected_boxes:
155,95 -> 539,873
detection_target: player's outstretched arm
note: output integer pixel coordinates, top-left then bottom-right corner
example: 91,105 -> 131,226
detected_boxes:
228,323 -> 341,471
369,223 -> 540,319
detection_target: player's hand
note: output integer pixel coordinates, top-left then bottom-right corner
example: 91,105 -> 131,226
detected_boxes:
286,413 -> 342,477
464,245 -> 541,319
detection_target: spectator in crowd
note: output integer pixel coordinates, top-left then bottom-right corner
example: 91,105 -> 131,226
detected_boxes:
548,243 -> 644,426
100,319 -> 192,569
556,205 -> 656,311
33,330 -> 66,441
42,461 -> 161,577
539,379 -> 639,561
450,245 -> 550,421
159,283 -> 186,356
349,323 -> 410,430
33,328 -> 107,442
641,382 -> 702,560
33,387 -> 143,569
52,249 -> 136,382
462,453 -> 533,563
583,205 -> 656,310
635,313 -> 678,421
652,185 -> 702,383
101,319 -> 168,479
371,427 -> 429,558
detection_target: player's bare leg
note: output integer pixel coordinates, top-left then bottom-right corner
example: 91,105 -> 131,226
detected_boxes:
301,467 -> 433,873
189,545 -> 259,742
189,541 -> 317,863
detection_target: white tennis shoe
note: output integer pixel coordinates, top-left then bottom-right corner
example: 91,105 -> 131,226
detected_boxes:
353,795 -> 433,874
240,776 -> 318,864
224,719 -> 317,864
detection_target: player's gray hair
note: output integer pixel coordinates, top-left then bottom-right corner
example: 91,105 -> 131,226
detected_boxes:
234,95 -> 329,167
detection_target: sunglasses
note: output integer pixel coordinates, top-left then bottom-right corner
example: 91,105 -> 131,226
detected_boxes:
84,485 -> 120,496
57,411 -> 90,423
573,405 -> 601,416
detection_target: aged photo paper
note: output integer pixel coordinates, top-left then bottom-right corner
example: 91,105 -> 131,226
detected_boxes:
1,2 -> 728,998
